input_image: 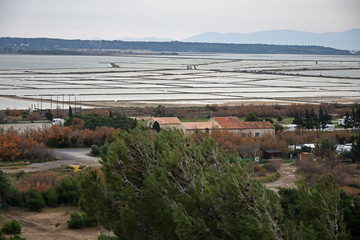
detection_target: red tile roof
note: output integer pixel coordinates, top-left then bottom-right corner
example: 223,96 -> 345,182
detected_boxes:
212,117 -> 274,129
151,117 -> 181,125
180,122 -> 222,130
238,121 -> 275,129
212,117 -> 242,129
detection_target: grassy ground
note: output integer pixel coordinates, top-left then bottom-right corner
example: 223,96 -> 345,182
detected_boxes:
255,172 -> 281,183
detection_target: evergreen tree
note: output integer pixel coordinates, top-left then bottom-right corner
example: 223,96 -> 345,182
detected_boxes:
304,110 -> 312,129
0,170 -> 10,202
45,109 -> 53,121
319,107 -> 325,129
292,111 -> 303,128
79,128 -> 284,240
344,112 -> 353,129
46,186 -> 59,207
69,106 -> 73,117
348,134 -> 360,163
245,112 -> 258,121
152,121 -> 161,132
310,109 -> 318,130
345,105 -> 360,130
298,176 -> 347,240
353,105 -> 360,130
23,189 -> 45,211
319,107 -> 332,130
153,105 -> 166,117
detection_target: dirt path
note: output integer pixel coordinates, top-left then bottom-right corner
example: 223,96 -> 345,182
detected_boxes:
265,163 -> 300,191
2,149 -> 101,173
0,207 -> 108,240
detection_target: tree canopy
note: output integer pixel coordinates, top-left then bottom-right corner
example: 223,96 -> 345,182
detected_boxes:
79,128 -> 353,240
79,128 -> 283,239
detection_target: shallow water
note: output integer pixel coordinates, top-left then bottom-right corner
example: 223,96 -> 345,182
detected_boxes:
0,54 -> 359,109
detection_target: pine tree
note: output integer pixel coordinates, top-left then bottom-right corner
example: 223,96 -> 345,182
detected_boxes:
298,176 -> 347,240
152,121 -> 161,132
79,128 -> 285,240
69,106 -> 73,117
45,109 -> 53,121
292,111 -> 303,128
319,107 -> 325,129
310,109 -> 318,130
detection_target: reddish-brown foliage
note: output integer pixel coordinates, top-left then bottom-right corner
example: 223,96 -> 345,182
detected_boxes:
0,132 -> 21,161
17,171 -> 64,193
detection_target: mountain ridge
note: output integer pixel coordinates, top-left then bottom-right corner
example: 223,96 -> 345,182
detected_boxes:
184,29 -> 360,50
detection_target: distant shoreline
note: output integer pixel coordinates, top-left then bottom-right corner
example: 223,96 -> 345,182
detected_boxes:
0,37 -> 355,55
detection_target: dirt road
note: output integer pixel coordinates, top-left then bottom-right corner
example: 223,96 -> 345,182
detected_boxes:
2,149 -> 101,173
265,163 -> 300,191
0,207 -> 107,240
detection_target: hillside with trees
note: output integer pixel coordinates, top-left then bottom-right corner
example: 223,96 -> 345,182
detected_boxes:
0,37 -> 351,55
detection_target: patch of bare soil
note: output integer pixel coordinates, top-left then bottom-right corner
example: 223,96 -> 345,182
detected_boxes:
0,207 -> 108,240
265,163 -> 300,191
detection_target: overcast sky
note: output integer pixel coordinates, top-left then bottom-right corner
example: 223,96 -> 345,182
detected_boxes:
0,0 -> 359,40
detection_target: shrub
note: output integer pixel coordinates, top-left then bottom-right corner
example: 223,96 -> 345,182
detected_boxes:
9,235 -> 26,240
46,187 -> 59,207
23,189 -> 45,211
67,212 -> 84,229
98,233 -> 120,240
56,178 -> 80,206
90,145 -> 101,156
67,212 -> 98,229
1,220 -> 21,235
82,214 -> 97,227
274,123 -> 284,132
263,161 -> 281,172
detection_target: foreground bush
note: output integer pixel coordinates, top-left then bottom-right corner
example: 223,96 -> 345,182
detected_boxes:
1,220 -> 21,235
67,213 -> 84,229
98,233 -> 120,240
67,212 -> 97,229
23,189 -> 45,211
8,235 -> 26,240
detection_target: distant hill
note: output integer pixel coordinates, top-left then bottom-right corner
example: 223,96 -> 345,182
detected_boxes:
0,37 -> 352,55
185,29 -> 360,50
120,37 -> 173,42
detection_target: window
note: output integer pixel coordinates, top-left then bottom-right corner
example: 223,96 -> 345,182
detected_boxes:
255,132 -> 260,137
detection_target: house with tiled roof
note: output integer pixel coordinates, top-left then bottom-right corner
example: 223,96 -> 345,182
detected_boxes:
148,117 -> 181,129
236,121 -> 275,137
209,116 -> 275,137
178,121 -> 222,134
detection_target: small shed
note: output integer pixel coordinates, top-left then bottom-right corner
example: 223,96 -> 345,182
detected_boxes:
262,150 -> 282,160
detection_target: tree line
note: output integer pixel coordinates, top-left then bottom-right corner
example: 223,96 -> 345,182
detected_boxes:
0,37 -> 351,55
292,107 -> 332,130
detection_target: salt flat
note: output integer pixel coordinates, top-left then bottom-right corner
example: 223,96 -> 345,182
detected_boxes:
0,54 -> 359,109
